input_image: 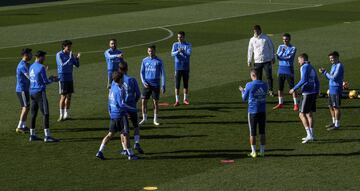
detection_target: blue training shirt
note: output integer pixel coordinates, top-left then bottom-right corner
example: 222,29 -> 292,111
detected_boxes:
322,62 -> 344,95
29,62 -> 53,95
242,80 -> 268,114
171,42 -> 192,71
276,44 -> 296,76
56,50 -> 80,82
16,60 -> 30,92
123,74 -> 141,111
140,56 -> 166,88
104,48 -> 123,73
108,81 -> 127,119
293,62 -> 320,95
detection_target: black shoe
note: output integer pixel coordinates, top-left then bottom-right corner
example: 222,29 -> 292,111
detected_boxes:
134,143 -> 144,154
325,123 -> 335,128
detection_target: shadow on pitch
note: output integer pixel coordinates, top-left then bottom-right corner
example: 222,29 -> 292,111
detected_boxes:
143,148 -> 294,160
60,134 -> 206,143
266,151 -> 360,158
311,138 -> 360,144
166,120 -> 297,125
160,115 -> 215,120
163,105 -> 244,112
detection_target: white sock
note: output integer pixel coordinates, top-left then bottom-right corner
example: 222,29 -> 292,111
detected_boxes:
60,109 -> 64,116
44,129 -> 50,137
142,113 -> 147,120
260,145 -> 265,153
134,135 -> 140,144
99,143 -> 105,152
65,108 -> 70,116
154,114 -> 158,121
17,120 -> 23,129
332,117 -> 336,124
305,127 -> 311,137
21,121 -> 26,128
175,95 -> 179,102
251,145 -> 256,153
184,94 -> 188,101
293,97 -> 298,105
309,127 -> 314,137
30,129 -> 35,136
278,97 -> 283,104
126,149 -> 134,156
335,120 -> 340,128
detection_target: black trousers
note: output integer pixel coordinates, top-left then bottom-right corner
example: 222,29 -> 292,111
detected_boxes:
30,91 -> 50,129
254,61 -> 273,91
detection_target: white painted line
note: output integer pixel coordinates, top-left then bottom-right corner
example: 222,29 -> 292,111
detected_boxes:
0,27 -> 174,60
0,2 -> 322,51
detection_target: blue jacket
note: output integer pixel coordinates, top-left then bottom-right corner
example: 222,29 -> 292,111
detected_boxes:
16,60 -> 30,92
29,62 -> 53,95
104,48 -> 123,72
171,42 -> 192,71
140,56 -> 166,88
322,62 -> 344,95
242,80 -> 268,114
56,50 -> 80,82
123,74 -> 141,111
108,82 -> 127,119
293,62 -> 320,95
276,44 -> 296,76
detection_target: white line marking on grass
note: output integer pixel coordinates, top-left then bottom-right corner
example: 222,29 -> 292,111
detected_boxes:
0,2 -> 322,53
0,2 -> 322,50
0,27 -> 174,60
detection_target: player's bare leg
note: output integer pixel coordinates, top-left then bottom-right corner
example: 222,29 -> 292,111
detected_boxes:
153,99 -> 160,126
16,107 -> 30,133
139,99 -> 147,125
64,94 -> 71,120
58,95 -> 66,121
273,90 -> 284,110
248,136 -> 257,158
292,92 -> 298,111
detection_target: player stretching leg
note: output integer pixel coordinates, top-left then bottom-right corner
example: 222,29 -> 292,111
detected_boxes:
319,51 -> 344,130
290,53 -> 320,144
171,31 -> 192,106
118,62 -> 144,154
239,69 -> 268,158
56,40 -> 80,121
139,45 -> 166,126
15,48 -> 32,133
96,71 -> 137,160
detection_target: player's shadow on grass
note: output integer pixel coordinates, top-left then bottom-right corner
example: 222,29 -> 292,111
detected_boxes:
163,106 -> 244,112
317,105 -> 360,110
160,115 -> 215,119
53,127 -> 107,133
312,138 -> 360,144
192,101 -> 242,105
144,148 -> 295,160
60,134 -> 206,142
166,120 -> 298,125
266,151 -> 360,158
69,117 -> 109,121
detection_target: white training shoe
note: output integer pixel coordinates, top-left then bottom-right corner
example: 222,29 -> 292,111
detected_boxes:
301,137 -> 314,144
63,113 -> 70,120
153,120 -> 160,126
139,118 -> 147,125
302,136 -> 316,141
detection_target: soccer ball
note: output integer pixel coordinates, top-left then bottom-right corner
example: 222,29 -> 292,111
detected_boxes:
349,90 -> 358,99
343,81 -> 349,90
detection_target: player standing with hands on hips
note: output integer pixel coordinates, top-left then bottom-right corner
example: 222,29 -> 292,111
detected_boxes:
56,40 -> 80,121
139,45 -> 166,126
171,31 -> 192,106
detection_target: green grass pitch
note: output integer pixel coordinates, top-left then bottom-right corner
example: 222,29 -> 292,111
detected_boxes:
0,0 -> 360,190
